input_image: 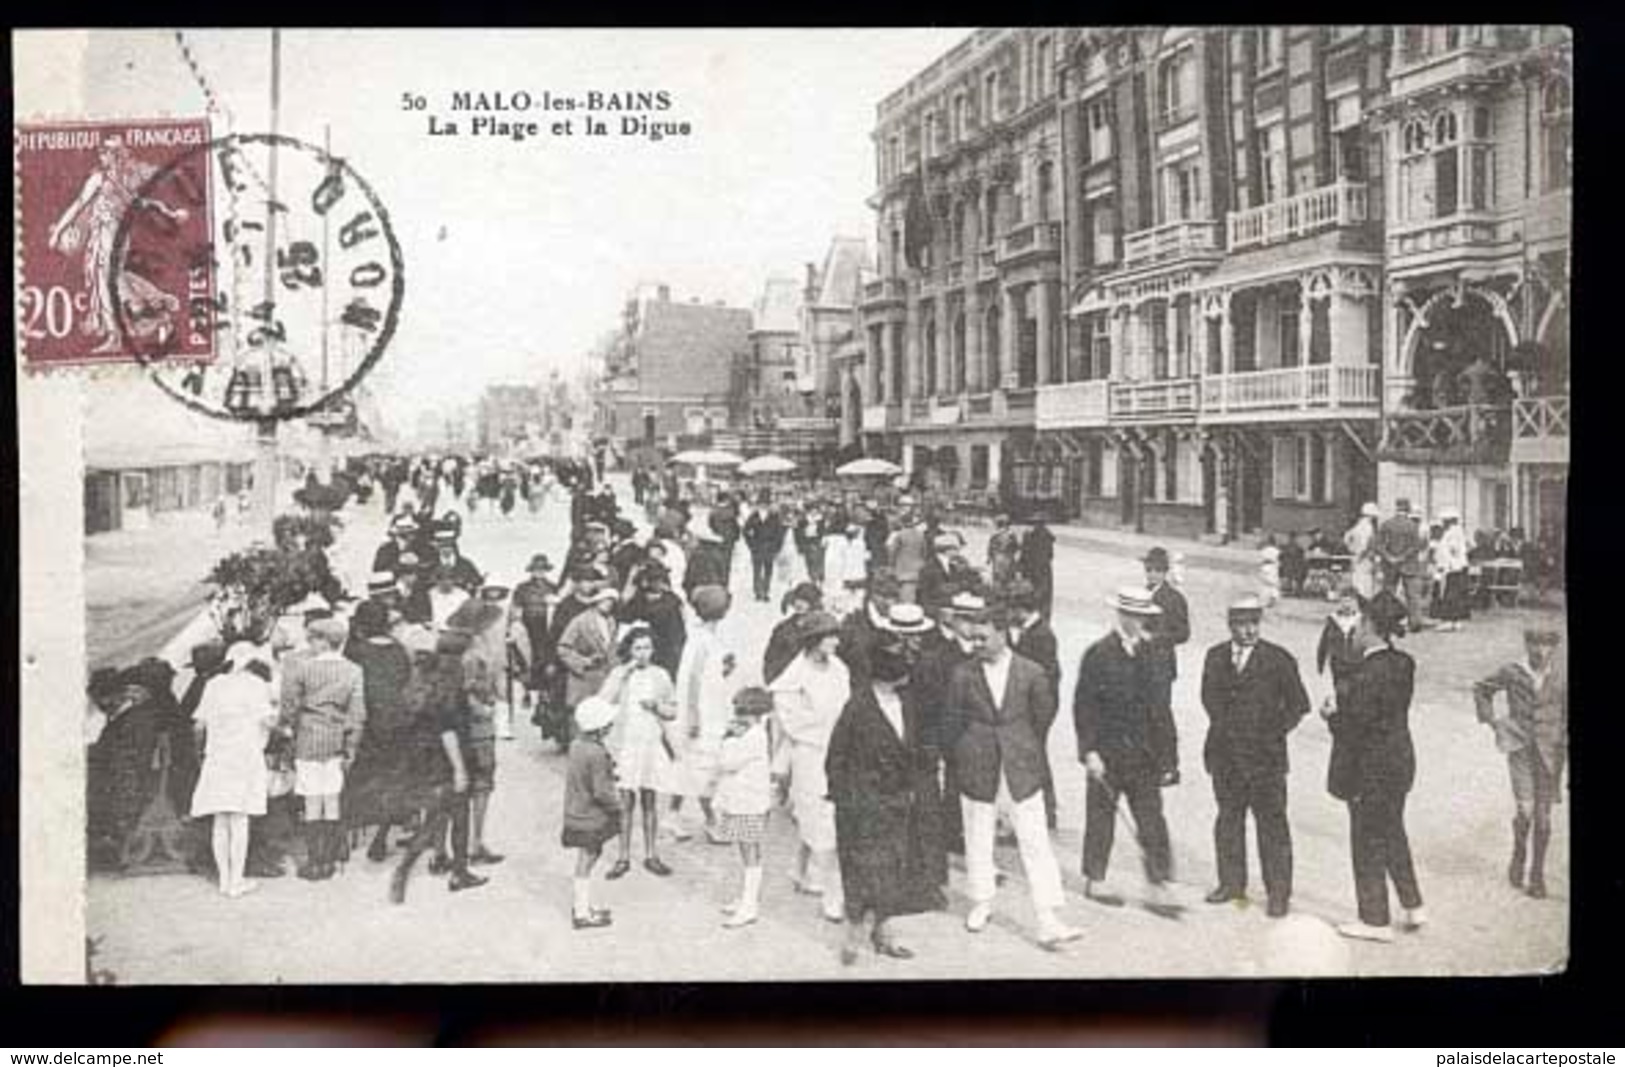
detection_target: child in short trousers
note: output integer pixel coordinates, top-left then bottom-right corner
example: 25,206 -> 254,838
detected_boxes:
278,615 -> 366,881
713,686 -> 775,928
562,696 -> 624,928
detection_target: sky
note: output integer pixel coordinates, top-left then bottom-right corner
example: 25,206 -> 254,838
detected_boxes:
60,28 -> 970,432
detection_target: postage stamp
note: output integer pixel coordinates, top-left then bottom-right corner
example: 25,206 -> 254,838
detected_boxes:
114,132 -> 407,424
15,118 -> 216,370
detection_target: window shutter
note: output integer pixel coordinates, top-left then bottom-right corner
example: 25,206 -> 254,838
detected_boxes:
1272,436 -> 1293,499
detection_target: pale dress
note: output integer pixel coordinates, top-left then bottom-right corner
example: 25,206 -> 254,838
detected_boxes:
190,671 -> 276,817
609,664 -> 682,794
672,625 -> 744,798
769,652 -> 851,851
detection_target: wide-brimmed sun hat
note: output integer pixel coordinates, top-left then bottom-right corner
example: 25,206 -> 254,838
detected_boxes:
1360,502 -> 1381,519
574,695 -> 619,734
797,610 -> 842,645
1227,594 -> 1266,618
1107,586 -> 1163,616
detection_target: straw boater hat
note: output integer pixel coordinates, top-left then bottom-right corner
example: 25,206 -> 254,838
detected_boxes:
1107,586 -> 1163,616
390,514 -> 418,534
1439,505 -> 1461,523
479,585 -> 511,603
1361,502 -> 1381,519
589,587 -> 620,606
574,695 -> 619,734
933,531 -> 965,551
1227,594 -> 1266,618
885,602 -> 933,635
943,590 -> 991,620
366,572 -> 398,597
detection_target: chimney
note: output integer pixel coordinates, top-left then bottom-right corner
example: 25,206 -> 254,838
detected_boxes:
657,284 -> 671,302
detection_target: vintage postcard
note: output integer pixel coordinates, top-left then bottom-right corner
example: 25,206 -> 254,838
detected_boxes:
16,27 -> 1570,985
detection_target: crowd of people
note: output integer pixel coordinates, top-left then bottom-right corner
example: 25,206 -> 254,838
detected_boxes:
84,451 -> 1568,966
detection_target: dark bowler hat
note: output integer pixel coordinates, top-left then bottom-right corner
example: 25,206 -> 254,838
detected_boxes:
526,553 -> 553,574
781,581 -> 823,613
733,686 -> 775,718
797,610 -> 843,645
1143,546 -> 1171,570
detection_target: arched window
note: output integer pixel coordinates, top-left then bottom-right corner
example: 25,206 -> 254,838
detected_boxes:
1432,109 -> 1460,217
1402,119 -> 1430,156
1037,161 -> 1055,222
1543,77 -> 1572,192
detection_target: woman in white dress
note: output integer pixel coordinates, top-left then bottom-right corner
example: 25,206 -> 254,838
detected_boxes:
190,642 -> 278,897
671,584 -> 745,841
769,611 -> 852,922
600,623 -> 680,880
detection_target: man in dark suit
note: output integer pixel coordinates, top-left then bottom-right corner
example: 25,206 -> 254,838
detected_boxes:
1142,547 -> 1190,785
1199,596 -> 1310,917
942,597 -> 1081,949
1376,498 -> 1429,633
917,530 -> 964,615
683,516 -> 732,604
1074,586 -> 1181,915
1007,579 -> 1061,829
909,591 -> 979,865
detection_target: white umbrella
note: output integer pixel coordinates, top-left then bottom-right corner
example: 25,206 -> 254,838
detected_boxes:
836,457 -> 903,477
739,454 -> 798,476
671,449 -> 744,467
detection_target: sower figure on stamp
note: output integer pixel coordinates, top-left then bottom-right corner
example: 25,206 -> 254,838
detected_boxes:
1073,587 -> 1182,918
1199,596 -> 1310,917
1141,547 -> 1190,787
1474,627 -> 1568,899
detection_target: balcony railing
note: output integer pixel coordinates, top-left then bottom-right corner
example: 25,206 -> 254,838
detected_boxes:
1389,214 -> 1511,260
860,277 -> 908,304
1035,379 -> 1110,429
966,392 -> 994,417
997,221 -> 1062,263
1121,219 -> 1222,270
1003,386 -> 1036,412
1200,364 -> 1381,416
1109,377 -> 1201,420
1227,181 -> 1370,251
1513,395 -> 1570,440
1377,403 -> 1510,465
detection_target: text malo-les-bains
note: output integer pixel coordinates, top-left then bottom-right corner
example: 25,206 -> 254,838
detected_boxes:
450,90 -> 672,112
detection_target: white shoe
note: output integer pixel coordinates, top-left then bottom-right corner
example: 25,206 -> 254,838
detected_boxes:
965,902 -> 993,933
821,895 -> 846,923
721,898 -> 741,915
1336,920 -> 1395,943
665,824 -> 693,843
723,905 -> 759,928
1036,912 -> 1083,948
1400,906 -> 1428,931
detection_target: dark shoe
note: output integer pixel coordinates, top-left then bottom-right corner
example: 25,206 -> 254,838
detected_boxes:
644,856 -> 673,877
839,944 -> 861,966
572,909 -> 612,929
389,864 -> 412,905
1266,897 -> 1290,919
366,835 -> 391,864
605,858 -> 632,880
1525,880 -> 1548,899
448,869 -> 489,892
246,858 -> 286,879
1083,880 -> 1126,907
468,847 -> 506,866
427,854 -> 453,876
1205,886 -> 1245,905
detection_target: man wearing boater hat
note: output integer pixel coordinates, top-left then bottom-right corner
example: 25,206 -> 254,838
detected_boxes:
1141,547 -> 1190,787
1199,595 -> 1311,917
1073,586 -> 1182,916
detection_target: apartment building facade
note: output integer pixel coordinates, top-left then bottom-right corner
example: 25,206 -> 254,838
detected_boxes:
864,25 -> 1569,544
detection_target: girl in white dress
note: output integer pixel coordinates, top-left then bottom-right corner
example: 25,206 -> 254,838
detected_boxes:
768,611 -> 852,922
600,624 -> 680,880
190,642 -> 278,897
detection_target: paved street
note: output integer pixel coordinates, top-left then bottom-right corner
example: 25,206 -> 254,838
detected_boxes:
87,478 -> 1568,982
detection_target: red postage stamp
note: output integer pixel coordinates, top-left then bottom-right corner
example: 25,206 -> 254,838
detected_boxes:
15,118 -> 216,369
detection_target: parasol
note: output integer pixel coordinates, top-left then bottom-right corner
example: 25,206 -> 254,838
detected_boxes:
836,457 -> 903,477
739,454 -> 798,476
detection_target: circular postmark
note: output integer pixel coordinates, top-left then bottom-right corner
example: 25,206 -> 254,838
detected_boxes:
110,132 -> 405,424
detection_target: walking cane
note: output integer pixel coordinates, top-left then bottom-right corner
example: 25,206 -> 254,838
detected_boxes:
1102,772 -> 1184,921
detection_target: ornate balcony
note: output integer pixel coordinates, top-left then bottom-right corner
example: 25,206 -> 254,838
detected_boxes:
1227,181 -> 1371,252
1109,377 -> 1201,421
1511,394 -> 1570,465
1199,364 -> 1381,422
1388,213 -> 1516,268
859,277 -> 908,307
997,221 -> 1062,265
1035,379 -> 1109,430
1377,403 -> 1511,465
1121,219 -> 1222,270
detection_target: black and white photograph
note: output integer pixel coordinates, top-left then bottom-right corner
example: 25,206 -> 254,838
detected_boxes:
15,25 -> 1571,985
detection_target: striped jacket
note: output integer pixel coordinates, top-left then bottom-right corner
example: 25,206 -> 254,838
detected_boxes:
279,651 -> 367,761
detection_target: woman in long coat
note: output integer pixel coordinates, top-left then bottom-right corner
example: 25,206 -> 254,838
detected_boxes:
556,589 -> 621,714
343,600 -> 417,862
1324,595 -> 1425,942
826,631 -> 941,964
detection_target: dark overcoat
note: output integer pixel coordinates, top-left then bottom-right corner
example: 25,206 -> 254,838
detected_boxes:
825,684 -> 943,918
1199,639 -> 1310,780
1326,647 -> 1417,802
1072,631 -> 1161,784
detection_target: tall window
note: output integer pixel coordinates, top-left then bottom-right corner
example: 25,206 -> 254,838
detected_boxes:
1149,306 -> 1170,379
985,70 -> 1001,123
1159,50 -> 1196,124
953,93 -> 968,141
1173,298 -> 1192,377
1433,109 -> 1460,218
1467,105 -> 1494,210
1260,124 -> 1286,203
1279,288 -> 1301,368
1274,434 -> 1333,502
1035,37 -> 1053,98
1091,198 -> 1118,264
923,318 -> 938,396
1542,78 -> 1571,192
888,136 -> 901,180
983,187 -> 999,244
1333,126 -> 1367,182
924,113 -> 938,158
1037,162 -> 1055,222
1399,117 -> 1434,221
1163,438 -> 1180,503
984,304 -> 1002,387
1087,97 -> 1113,162
1257,27 -> 1284,71
1163,157 -> 1204,222
1090,313 -> 1113,379
951,201 -> 966,258
952,310 -> 966,392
